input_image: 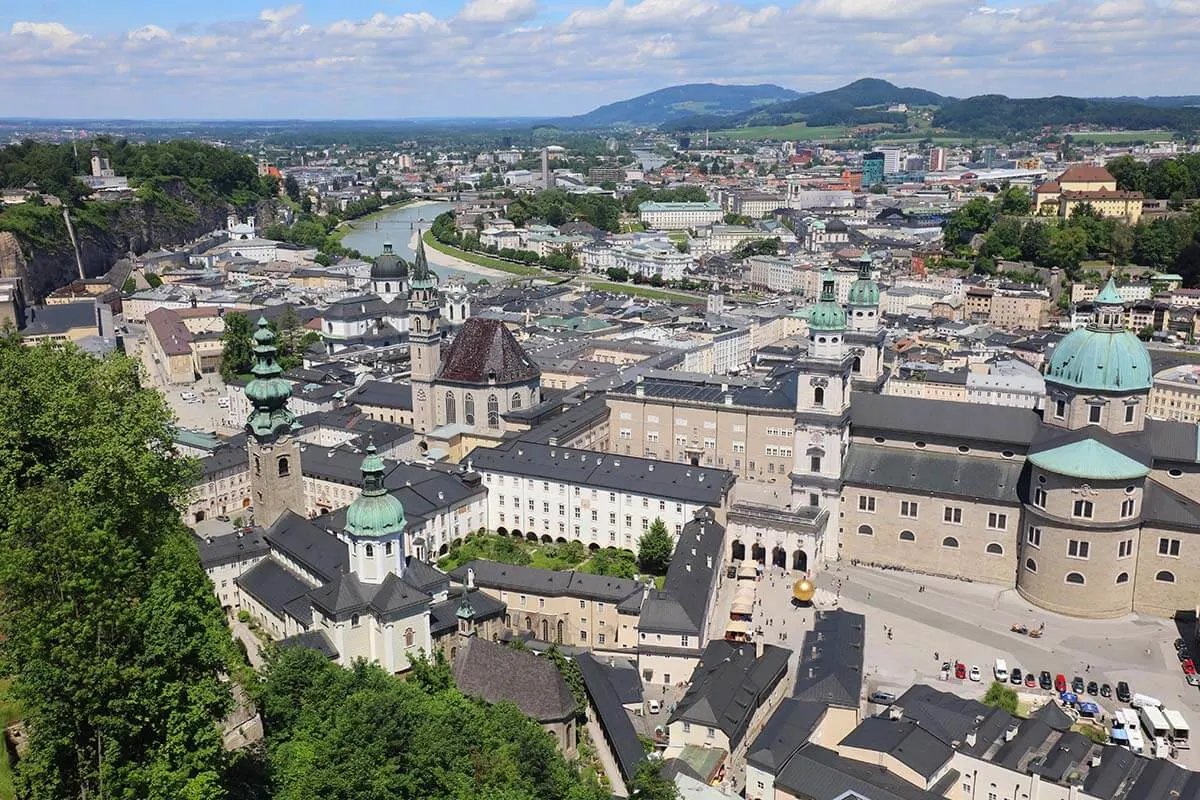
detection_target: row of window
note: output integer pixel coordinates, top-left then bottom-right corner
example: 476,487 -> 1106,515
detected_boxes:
1031,489 -> 1137,520
1024,559 -> 1176,585
868,436 -> 1016,459
855,497 -> 1006,530
855,525 -> 1002,553
496,497 -> 679,515
1027,527 -> 1182,559
444,391 -> 521,428
1053,398 -> 1137,425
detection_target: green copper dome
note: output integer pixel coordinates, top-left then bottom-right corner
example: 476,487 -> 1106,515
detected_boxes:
245,317 -> 299,441
344,443 -> 406,538
848,254 -> 880,307
809,269 -> 847,331
1047,279 -> 1150,392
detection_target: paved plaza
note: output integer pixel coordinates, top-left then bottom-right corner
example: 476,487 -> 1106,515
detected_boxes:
727,559 -> 1200,770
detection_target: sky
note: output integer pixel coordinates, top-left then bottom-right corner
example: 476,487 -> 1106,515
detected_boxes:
1,0 -> 1199,119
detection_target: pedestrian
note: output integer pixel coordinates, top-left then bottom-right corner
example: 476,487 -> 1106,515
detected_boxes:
867,592 -> 871,600
934,651 -> 939,661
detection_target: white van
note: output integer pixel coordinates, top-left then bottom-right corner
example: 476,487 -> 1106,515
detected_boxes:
1132,693 -> 1163,709
993,659 -> 1008,682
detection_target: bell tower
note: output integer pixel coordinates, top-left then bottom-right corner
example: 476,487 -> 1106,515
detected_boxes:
409,235 -> 441,438
845,253 -> 886,391
244,317 -> 303,527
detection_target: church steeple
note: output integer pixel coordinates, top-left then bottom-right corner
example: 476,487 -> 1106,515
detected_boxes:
245,317 -> 299,442
409,231 -> 441,438
456,584 -> 477,637
344,441 -> 407,584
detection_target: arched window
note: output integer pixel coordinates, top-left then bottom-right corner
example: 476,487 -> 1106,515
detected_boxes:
487,394 -> 499,428
1025,558 -> 1037,573
404,628 -> 415,646
254,454 -> 261,475
524,615 -> 532,630
351,613 -> 360,627
1156,570 -> 1176,583
852,356 -> 861,373
365,544 -> 373,557
511,391 -> 522,409
384,282 -> 391,293
813,386 -> 825,407
899,530 -> 915,542
278,456 -> 290,476
857,524 -> 873,536
986,543 -> 1003,555
942,536 -> 959,548
445,391 -> 456,424
464,393 -> 475,425
1066,572 -> 1085,585
541,619 -> 549,640
1116,572 -> 1129,584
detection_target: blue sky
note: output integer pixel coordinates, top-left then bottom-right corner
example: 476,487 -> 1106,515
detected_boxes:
1,0 -> 1197,119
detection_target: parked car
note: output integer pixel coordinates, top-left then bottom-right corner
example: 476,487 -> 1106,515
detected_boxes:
1184,660 -> 1197,676
869,691 -> 897,705
181,391 -> 197,401
1072,676 -> 1085,694
1086,681 -> 1099,696
969,665 -> 982,682
1010,668 -> 1023,685
1040,671 -> 1053,690
1187,673 -> 1200,687
955,662 -> 966,680
647,699 -> 662,714
1055,674 -> 1067,692
1100,684 -> 1112,698
216,515 -> 230,522
1116,681 -> 1132,702
1025,673 -> 1037,688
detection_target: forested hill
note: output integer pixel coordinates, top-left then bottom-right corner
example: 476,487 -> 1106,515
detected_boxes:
659,78 -> 946,132
550,83 -> 801,129
932,95 -> 1200,136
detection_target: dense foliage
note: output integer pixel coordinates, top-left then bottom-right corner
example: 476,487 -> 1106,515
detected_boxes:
0,339 -> 236,800
1107,154 -> 1200,202
637,519 -> 674,575
220,309 -> 315,381
256,647 -> 609,800
502,189 -> 621,232
932,96 -> 1200,137
621,185 -> 710,212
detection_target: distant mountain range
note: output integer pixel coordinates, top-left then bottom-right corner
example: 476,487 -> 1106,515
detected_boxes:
552,78 -> 1200,137
547,83 -> 802,129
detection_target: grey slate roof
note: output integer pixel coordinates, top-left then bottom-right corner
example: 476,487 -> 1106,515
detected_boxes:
22,301 -> 97,336
1082,745 -> 1140,800
839,717 -> 954,780
776,744 -> 948,800
349,380 -> 413,411
793,610 -> 865,709
610,373 -> 797,412
429,588 -> 504,635
890,684 -> 1006,751
452,637 -> 577,722
370,571 -> 433,620
308,572 -> 371,617
992,718 -> 1055,771
842,444 -> 1024,504
1028,730 -> 1093,783
401,556 -> 451,596
235,559 -> 312,623
746,698 -> 828,773
670,639 -> 791,749
449,560 -> 643,604
1031,699 -> 1074,732
1143,479 -> 1200,530
576,653 -> 647,782
469,441 -> 733,506
639,509 -> 724,636
850,391 -> 1042,446
197,433 -> 249,477
1124,757 -> 1200,800
194,529 -> 269,569
264,511 -> 349,584
278,629 -> 339,659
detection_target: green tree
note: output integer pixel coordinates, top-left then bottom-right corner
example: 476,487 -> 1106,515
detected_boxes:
606,267 -> 630,282
982,682 -> 1018,715
122,277 -> 136,293
638,519 -> 674,574
284,174 -> 301,203
145,271 -> 163,288
629,760 -> 677,800
583,548 -> 637,579
220,311 -> 255,382
0,339 -> 234,800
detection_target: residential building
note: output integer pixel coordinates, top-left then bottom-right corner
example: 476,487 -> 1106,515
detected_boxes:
639,201 -> 723,231
1149,363 -> 1200,422
1033,165 -> 1144,223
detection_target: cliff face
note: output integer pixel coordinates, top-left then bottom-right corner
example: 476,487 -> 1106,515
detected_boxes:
0,182 -> 280,302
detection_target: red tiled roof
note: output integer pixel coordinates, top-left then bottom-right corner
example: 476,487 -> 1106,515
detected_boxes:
146,307 -> 194,356
1034,182 -> 1060,194
1057,165 -> 1115,184
437,317 -> 540,385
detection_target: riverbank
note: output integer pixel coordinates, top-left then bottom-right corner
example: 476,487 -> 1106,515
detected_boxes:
330,197 -> 430,241
420,231 -> 542,278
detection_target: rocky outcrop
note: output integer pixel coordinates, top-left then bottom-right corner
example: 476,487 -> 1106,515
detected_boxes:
0,182 -> 279,302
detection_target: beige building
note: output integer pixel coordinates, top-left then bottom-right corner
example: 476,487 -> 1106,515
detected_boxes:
1149,363 -> 1200,422
1033,164 -> 1144,223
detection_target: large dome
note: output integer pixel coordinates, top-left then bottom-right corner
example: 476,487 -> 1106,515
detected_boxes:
809,269 -> 846,332
371,242 -> 408,281
344,445 -> 406,538
1046,326 -> 1151,392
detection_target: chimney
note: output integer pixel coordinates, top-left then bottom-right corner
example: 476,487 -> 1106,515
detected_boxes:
686,563 -> 692,572
648,464 -> 654,472
636,383 -> 645,398
1005,726 -> 1018,742
965,731 -> 977,748
706,554 -> 712,569
888,705 -> 903,720
548,436 -> 558,446
755,637 -> 764,659
467,567 -> 475,588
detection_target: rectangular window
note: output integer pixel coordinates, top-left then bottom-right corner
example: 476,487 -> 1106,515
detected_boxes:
1027,526 -> 1041,548
732,441 -> 745,453
539,598 -> 545,609
1118,539 -> 1133,558
1088,405 -> 1102,424
591,510 -> 598,522
1160,537 -> 1181,557
580,631 -> 587,641
1120,498 -> 1135,518
598,633 -> 606,645
1054,399 -> 1066,418
900,500 -> 918,519
528,499 -> 535,510
706,727 -> 715,739
609,512 -> 617,525
858,495 -> 876,512
944,506 -> 962,524
1072,499 -> 1094,519
1034,487 -> 1047,508
1068,540 -> 1090,559
647,431 -> 659,443
1125,405 -> 1136,423
619,429 -> 631,440
987,512 -> 1007,530
681,635 -> 689,647
683,722 -> 691,733
810,456 -> 821,473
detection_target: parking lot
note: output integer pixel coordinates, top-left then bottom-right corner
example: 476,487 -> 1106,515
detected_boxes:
126,320 -> 238,434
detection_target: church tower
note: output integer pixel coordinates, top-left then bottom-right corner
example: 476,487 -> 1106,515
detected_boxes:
409,235 -> 441,438
845,253 -> 887,391
245,317 -> 303,527
792,270 -> 853,515
342,442 -> 407,584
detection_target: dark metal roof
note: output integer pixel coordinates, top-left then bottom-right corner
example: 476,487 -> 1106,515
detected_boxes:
449,560 -> 642,604
452,637 -> 577,722
437,317 -> 540,385
890,684 -> 1007,751
842,444 -> 1024,504
193,529 -> 269,570
235,559 -> 312,622
349,380 -> 413,411
670,639 -> 791,749
1145,418 -> 1200,464
264,511 -> 349,584
470,441 -> 733,505
576,653 -> 647,782
277,629 -> 339,660
1082,746 -> 1140,800
793,610 -> 865,709
850,391 -> 1042,446
776,744 -> 948,800
746,698 -> 827,773
639,509 -> 724,636
838,717 -> 954,780
429,588 -> 503,635
1143,480 -> 1200,530
1124,757 -> 1200,800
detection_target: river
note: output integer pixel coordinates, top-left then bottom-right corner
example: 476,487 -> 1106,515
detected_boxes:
338,200 -> 506,284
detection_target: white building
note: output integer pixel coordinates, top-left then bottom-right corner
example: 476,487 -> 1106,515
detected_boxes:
638,201 -> 722,231
746,256 -> 798,294
615,242 -> 694,282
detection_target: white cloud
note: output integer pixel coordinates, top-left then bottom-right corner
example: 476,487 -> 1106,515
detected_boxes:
127,25 -> 171,42
260,5 -> 304,27
10,21 -> 85,49
457,0 -> 539,24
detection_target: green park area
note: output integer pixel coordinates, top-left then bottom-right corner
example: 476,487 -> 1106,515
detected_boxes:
421,231 -> 544,276
1069,130 -> 1173,145
714,122 -> 852,141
